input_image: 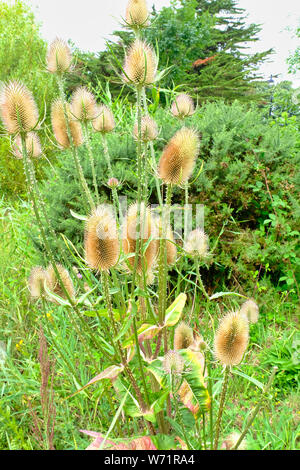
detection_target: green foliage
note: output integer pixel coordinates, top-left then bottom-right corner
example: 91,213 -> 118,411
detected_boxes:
287,25 -> 300,75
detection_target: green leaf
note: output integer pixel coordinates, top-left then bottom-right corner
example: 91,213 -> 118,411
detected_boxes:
122,323 -> 162,348
70,209 -> 87,221
164,293 -> 187,327
232,369 -> 264,390
209,291 -> 247,300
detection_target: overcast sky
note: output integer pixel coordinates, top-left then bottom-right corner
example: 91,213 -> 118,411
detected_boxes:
24,0 -> 300,86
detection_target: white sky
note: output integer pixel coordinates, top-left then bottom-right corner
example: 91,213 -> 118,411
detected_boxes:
18,0 -> 300,87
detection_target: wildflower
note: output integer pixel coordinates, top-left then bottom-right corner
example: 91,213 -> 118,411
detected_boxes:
46,38 -> 72,73
123,39 -> 157,86
13,132 -> 42,159
46,264 -> 75,301
51,98 -> 83,148
171,93 -> 195,119
240,299 -> 259,324
174,322 -> 194,350
16,339 -> 24,351
125,0 -> 149,28
92,105 -> 115,133
0,81 -> 39,134
163,350 -> 184,375
107,177 -> 119,188
70,87 -> 98,122
28,266 -> 49,299
184,228 -> 209,259
158,127 -> 200,185
133,115 -> 158,142
214,311 -> 249,366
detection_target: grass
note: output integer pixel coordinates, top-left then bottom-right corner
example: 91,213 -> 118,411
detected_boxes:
0,195 -> 299,450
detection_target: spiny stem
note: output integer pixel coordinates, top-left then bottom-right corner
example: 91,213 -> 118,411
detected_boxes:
195,257 -> 210,301
214,366 -> 230,450
83,121 -> 99,204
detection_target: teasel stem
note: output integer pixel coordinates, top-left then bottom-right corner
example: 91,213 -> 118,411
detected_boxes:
184,182 -> 189,242
202,412 -> 207,450
233,366 -> 278,450
206,353 -> 214,449
195,257 -> 210,301
83,121 -> 99,205
171,374 -> 191,450
101,133 -> 121,221
56,74 -> 95,212
214,365 -> 230,450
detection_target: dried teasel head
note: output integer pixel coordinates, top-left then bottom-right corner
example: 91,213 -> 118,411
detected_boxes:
84,205 -> 120,271
133,115 -> 158,142
92,105 -> 115,133
158,127 -> 200,185
28,266 -> 49,299
70,87 -> 97,122
240,299 -> 259,324
46,264 -> 75,301
154,216 -> 177,265
122,202 -> 158,275
221,432 -> 246,450
46,38 -> 72,74
171,93 -> 195,119
13,132 -> 42,159
0,81 -> 39,134
163,350 -> 185,375
125,0 -> 149,28
174,322 -> 194,350
123,39 -> 157,86
51,98 -> 83,148
184,228 -> 209,259
214,311 -> 249,366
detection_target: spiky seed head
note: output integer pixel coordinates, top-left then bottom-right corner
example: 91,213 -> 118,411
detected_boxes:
133,115 -> 158,142
163,350 -> 185,375
84,205 -> 120,271
171,93 -> 195,118
214,311 -> 249,366
70,87 -> 97,122
93,105 -> 115,133
28,266 -> 49,299
0,81 -> 39,134
240,299 -> 259,324
122,202 -> 158,274
46,264 -> 75,301
125,0 -> 149,27
46,38 -> 72,73
174,322 -> 194,350
107,177 -> 119,188
154,216 -> 177,265
221,432 -> 247,450
51,99 -> 83,148
158,127 -> 200,185
123,39 -> 157,86
13,132 -> 42,159
184,228 -> 209,259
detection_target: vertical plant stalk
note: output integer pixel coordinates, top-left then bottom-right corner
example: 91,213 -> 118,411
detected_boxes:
195,257 -> 210,301
83,121 -> 99,205
214,365 -> 230,450
101,133 -> 121,221
184,182 -> 189,242
171,375 -> 191,450
233,366 -> 278,450
206,354 -> 214,450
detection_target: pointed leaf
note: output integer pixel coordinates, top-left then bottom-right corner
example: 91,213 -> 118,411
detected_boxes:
164,293 -> 187,327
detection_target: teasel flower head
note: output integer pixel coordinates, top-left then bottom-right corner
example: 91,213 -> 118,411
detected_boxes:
122,202 -> 158,275
92,105 -> 115,133
70,87 -> 97,123
158,127 -> 200,185
125,0 -> 149,28
240,299 -> 259,324
51,98 -> 83,148
123,39 -> 157,86
13,132 -> 42,159
154,216 -> 177,265
0,81 -> 39,134
28,266 -> 49,299
214,311 -> 249,366
171,93 -> 195,119
163,350 -> 184,375
174,322 -> 194,350
46,264 -> 75,301
221,432 -> 247,450
84,205 -> 120,272
184,228 -> 209,259
46,38 -> 72,74
133,115 -> 158,142
107,177 -> 119,188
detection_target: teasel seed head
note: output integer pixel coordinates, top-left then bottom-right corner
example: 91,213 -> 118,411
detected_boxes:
107,177 -> 119,188
184,228 -> 209,259
163,350 -> 185,375
92,105 -> 115,133
0,81 -> 39,134
28,266 -> 49,299
214,311 -> 249,366
84,205 -> 120,272
174,322 -> 194,350
122,202 -> 158,275
125,0 -> 149,28
171,93 -> 195,119
221,432 -> 247,450
158,127 -> 200,185
46,38 -> 72,74
240,299 -> 259,324
123,39 -> 157,86
46,264 -> 75,301
70,86 -> 97,123
51,98 -> 83,148
133,115 -> 158,142
13,132 -> 42,159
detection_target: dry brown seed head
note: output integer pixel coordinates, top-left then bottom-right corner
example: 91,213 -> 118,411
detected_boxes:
171,93 -> 195,118
123,39 -> 157,86
240,299 -> 259,324
51,98 -> 83,148
163,350 -> 185,375
158,127 -> 200,185
92,105 -> 115,133
13,132 -> 42,159
125,0 -> 149,27
46,264 -> 75,301
0,81 -> 39,134
184,228 -> 209,259
214,311 -> 249,366
174,322 -> 194,350
46,38 -> 72,73
28,266 -> 49,299
70,87 -> 97,122
84,205 -> 120,271
133,115 -> 158,142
